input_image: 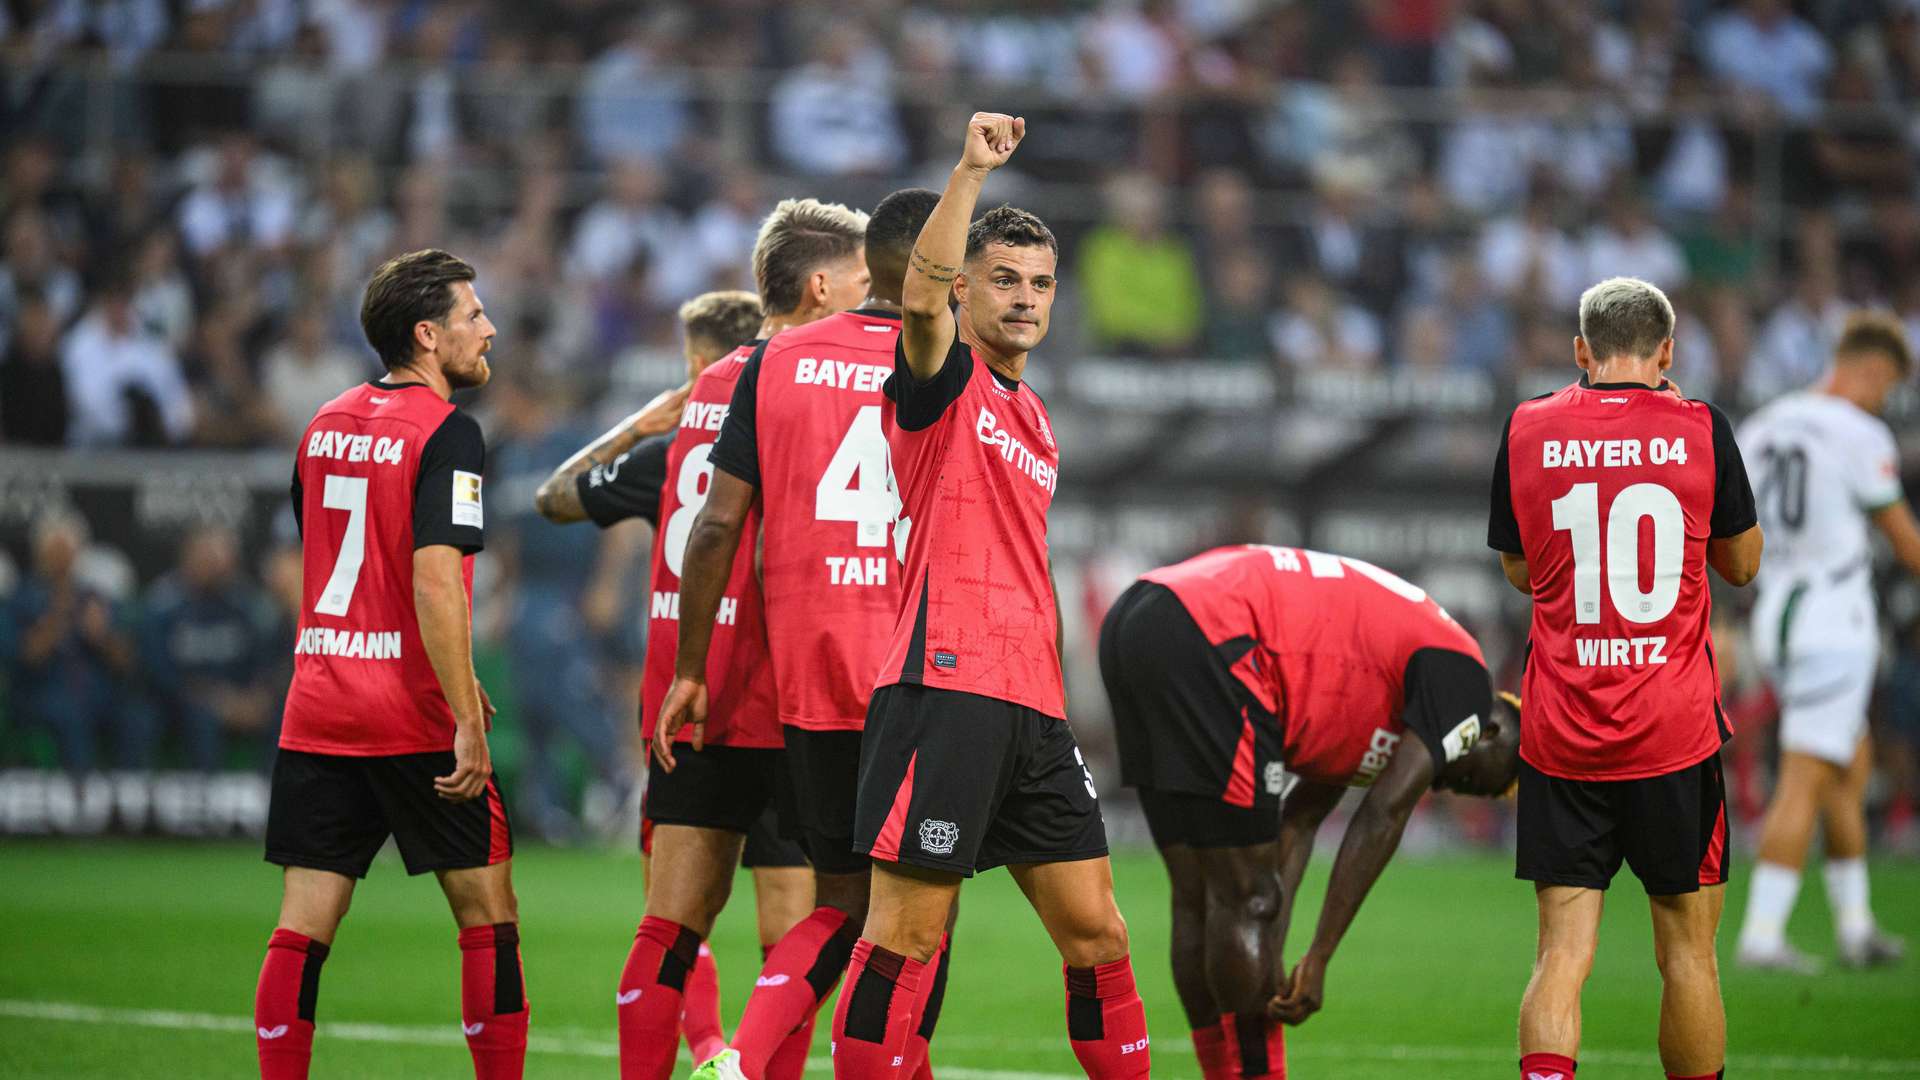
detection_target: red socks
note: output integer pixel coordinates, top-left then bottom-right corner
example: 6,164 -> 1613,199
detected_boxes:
831,939 -> 924,1077
458,923 -> 528,1080
256,929 -> 328,1080
683,943 -> 726,1064
764,1012 -> 818,1080
1064,957 -> 1152,1078
734,906 -> 860,1075
1221,1011 -> 1285,1077
898,934 -> 951,1077
1521,1052 -> 1577,1080
617,916 -> 701,1080
1192,1022 -> 1231,1079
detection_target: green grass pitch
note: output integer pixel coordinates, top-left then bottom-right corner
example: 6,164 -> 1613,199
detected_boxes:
0,841 -> 1913,1078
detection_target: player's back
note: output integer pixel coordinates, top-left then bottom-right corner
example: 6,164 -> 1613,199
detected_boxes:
283,381 -> 482,756
742,308 -> 906,731
1738,390 -> 1898,593
1145,544 -> 1482,785
1495,379 -> 1747,780
642,348 -> 778,746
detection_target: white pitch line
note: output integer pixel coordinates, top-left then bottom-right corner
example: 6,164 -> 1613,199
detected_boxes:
4,1000 -> 1917,1077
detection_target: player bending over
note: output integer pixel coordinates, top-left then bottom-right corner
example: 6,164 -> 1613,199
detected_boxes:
256,251 -> 526,1080
1490,277 -> 1763,1080
532,289 -> 815,1074
1734,312 -> 1915,972
665,188 -> 951,1080
1101,544 -> 1522,1079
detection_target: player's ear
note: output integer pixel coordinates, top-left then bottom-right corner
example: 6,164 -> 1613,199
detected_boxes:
412,318 -> 438,356
1573,335 -> 1592,372
1657,336 -> 1675,372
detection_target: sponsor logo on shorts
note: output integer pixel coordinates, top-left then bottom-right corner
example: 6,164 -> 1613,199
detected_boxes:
1263,761 -> 1287,796
918,818 -> 959,856
932,651 -> 958,669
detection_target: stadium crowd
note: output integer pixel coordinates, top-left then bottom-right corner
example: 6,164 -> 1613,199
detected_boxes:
3,0 -> 1920,840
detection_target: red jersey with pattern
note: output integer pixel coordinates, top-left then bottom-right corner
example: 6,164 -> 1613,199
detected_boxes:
1488,379 -> 1757,781
877,338 -> 1065,718
641,348 -> 779,748
282,383 -> 479,756
1145,545 -> 1485,786
709,309 -> 907,732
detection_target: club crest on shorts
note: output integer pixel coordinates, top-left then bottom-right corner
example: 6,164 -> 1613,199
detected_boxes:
918,818 -> 959,856
1264,761 -> 1286,795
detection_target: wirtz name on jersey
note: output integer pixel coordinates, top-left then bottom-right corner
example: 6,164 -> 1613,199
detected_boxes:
651,592 -> 738,625
305,431 -> 406,464
794,356 -> 891,392
975,407 -> 1057,494
1541,437 -> 1687,469
1574,636 -> 1668,667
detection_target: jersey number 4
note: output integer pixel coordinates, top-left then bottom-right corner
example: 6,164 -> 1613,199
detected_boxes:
816,405 -> 909,560
1550,482 -> 1682,625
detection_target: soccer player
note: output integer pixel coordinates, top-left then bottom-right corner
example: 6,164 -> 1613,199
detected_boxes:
256,250 -> 526,1080
1099,544 -> 1524,1079
662,188 -> 946,1080
1489,277 -> 1763,1080
859,112 -> 1148,1077
532,289 -> 816,1076
1733,313 -> 1916,971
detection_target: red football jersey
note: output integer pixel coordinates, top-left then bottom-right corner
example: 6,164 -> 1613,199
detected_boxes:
1145,545 -> 1486,787
282,383 -> 479,756
710,309 -> 907,732
640,348 -> 780,748
878,339 -> 1065,718
1490,379 -> 1756,781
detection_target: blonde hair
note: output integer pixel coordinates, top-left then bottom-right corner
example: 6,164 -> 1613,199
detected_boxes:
752,198 -> 867,314
677,290 -> 763,354
1577,277 -> 1675,362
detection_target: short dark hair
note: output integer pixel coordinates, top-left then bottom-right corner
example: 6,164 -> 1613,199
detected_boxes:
359,249 -> 476,370
1835,311 -> 1913,375
965,205 -> 1057,262
677,290 -> 763,353
866,188 -> 941,266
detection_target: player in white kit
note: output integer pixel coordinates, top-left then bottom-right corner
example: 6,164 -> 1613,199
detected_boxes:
1734,312 -> 1917,971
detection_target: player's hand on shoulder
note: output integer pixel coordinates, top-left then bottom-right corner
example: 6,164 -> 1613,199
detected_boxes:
652,675 -> 709,771
961,112 -> 1025,174
435,722 -> 492,803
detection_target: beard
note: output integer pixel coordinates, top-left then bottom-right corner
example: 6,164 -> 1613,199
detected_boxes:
446,353 -> 491,389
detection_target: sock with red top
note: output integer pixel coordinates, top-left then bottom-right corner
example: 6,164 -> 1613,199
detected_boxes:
898,934 -> 951,1077
616,916 -> 700,1080
255,928 -> 329,1080
458,923 -> 529,1080
830,940 -> 924,1078
1222,1011 -> 1286,1078
1191,1021 -> 1232,1079
681,943 -> 725,1064
1520,1052 -> 1577,1080
734,906 -> 859,1076
1064,957 -> 1152,1078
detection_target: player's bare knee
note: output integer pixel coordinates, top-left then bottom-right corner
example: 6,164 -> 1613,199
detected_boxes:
1060,907 -> 1129,967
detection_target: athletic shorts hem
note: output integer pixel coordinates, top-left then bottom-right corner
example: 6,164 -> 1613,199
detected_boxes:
632,813 -> 750,835
1517,746 -> 1722,785
277,738 -> 453,758
397,852 -> 503,877
981,846 -> 1111,871
1640,878 -> 1710,897
1514,869 -> 1612,891
264,850 -> 370,880
855,845 -> 975,878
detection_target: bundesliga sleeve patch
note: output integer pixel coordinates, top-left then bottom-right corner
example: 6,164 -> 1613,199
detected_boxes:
452,470 -> 484,528
1441,715 -> 1482,763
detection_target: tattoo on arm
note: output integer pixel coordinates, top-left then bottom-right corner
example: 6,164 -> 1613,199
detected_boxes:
910,249 -> 958,283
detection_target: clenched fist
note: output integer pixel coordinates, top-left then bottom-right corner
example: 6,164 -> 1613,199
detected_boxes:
961,112 -> 1025,175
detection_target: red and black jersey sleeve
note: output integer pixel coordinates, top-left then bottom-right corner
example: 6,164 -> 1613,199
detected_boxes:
1487,413 -> 1522,554
710,341 -> 767,487
886,336 -> 974,431
1706,402 -> 1758,537
413,409 -> 485,553
577,433 -> 672,529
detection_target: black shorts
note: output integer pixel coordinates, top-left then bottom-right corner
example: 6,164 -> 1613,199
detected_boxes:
265,748 -> 513,878
644,744 -> 781,835
1516,754 -> 1730,896
856,684 -> 1108,876
776,726 -> 866,876
742,806 -> 809,869
1101,580 -> 1285,808
1138,788 -> 1280,849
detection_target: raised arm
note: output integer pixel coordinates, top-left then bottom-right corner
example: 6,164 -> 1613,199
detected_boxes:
653,469 -> 757,768
901,112 -> 1024,381
534,382 -> 691,523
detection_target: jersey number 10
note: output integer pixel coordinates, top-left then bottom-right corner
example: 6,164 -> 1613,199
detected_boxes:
1550,482 -> 1683,625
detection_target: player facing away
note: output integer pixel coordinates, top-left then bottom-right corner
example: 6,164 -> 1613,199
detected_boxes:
1734,313 -> 1916,972
660,188 -> 946,1080
1489,277 -> 1763,1080
531,290 -> 815,1076
859,113 -> 1146,1078
1100,544 -> 1523,1080
256,250 -> 527,1080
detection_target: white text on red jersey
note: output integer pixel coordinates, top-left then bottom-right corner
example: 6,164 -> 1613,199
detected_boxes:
794,356 -> 890,392
975,406 -> 1057,494
1574,636 -> 1668,667
681,402 -> 729,431
650,591 -> 738,625
1540,437 -> 1689,469
294,628 -> 402,659
304,431 -> 407,465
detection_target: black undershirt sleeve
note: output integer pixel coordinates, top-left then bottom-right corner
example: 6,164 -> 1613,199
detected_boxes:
709,342 -> 766,488
1486,413 -> 1523,554
886,336 -> 973,432
290,467 -> 303,537
1400,649 -> 1496,776
1707,402 -> 1759,538
577,434 -> 672,529
412,409 -> 486,553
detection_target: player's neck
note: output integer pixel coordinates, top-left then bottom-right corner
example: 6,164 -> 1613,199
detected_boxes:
1819,372 -> 1882,414
959,323 -> 1027,383
382,360 -> 452,400
857,295 -> 903,315
759,312 -> 808,338
1584,357 -> 1664,389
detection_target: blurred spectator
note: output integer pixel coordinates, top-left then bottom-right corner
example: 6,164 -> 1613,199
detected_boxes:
184,300 -> 277,448
1434,254 -> 1513,373
253,23 -> 337,154
1680,183 -> 1763,290
0,289 -> 68,445
575,12 -> 693,165
1547,47 -> 1636,205
0,207 -> 83,343
60,274 -> 194,446
768,29 -> 908,176
260,303 -> 369,440
1080,0 -> 1184,100
1745,263 -> 1848,402
2,512 -> 148,773
309,0 -> 392,74
1700,0 -> 1833,120
1650,54 -> 1733,217
1437,84 -> 1553,215
1288,163 -> 1404,316
1395,301 -> 1455,371
85,155 -> 165,264
1269,275 -> 1381,371
174,134 -> 298,261
1262,49 -> 1417,189
1201,246 -> 1274,363
688,173 -> 765,293
140,525 -> 280,771
1699,286 -> 1757,401
1581,191 -> 1689,290
566,160 -> 696,303
1477,179 -> 1583,309
130,231 -> 194,349
1809,62 -> 1915,201
297,156 -> 394,303
1077,171 -> 1203,355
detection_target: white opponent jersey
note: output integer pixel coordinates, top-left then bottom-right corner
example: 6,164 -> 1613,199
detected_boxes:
1737,391 -> 1903,592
